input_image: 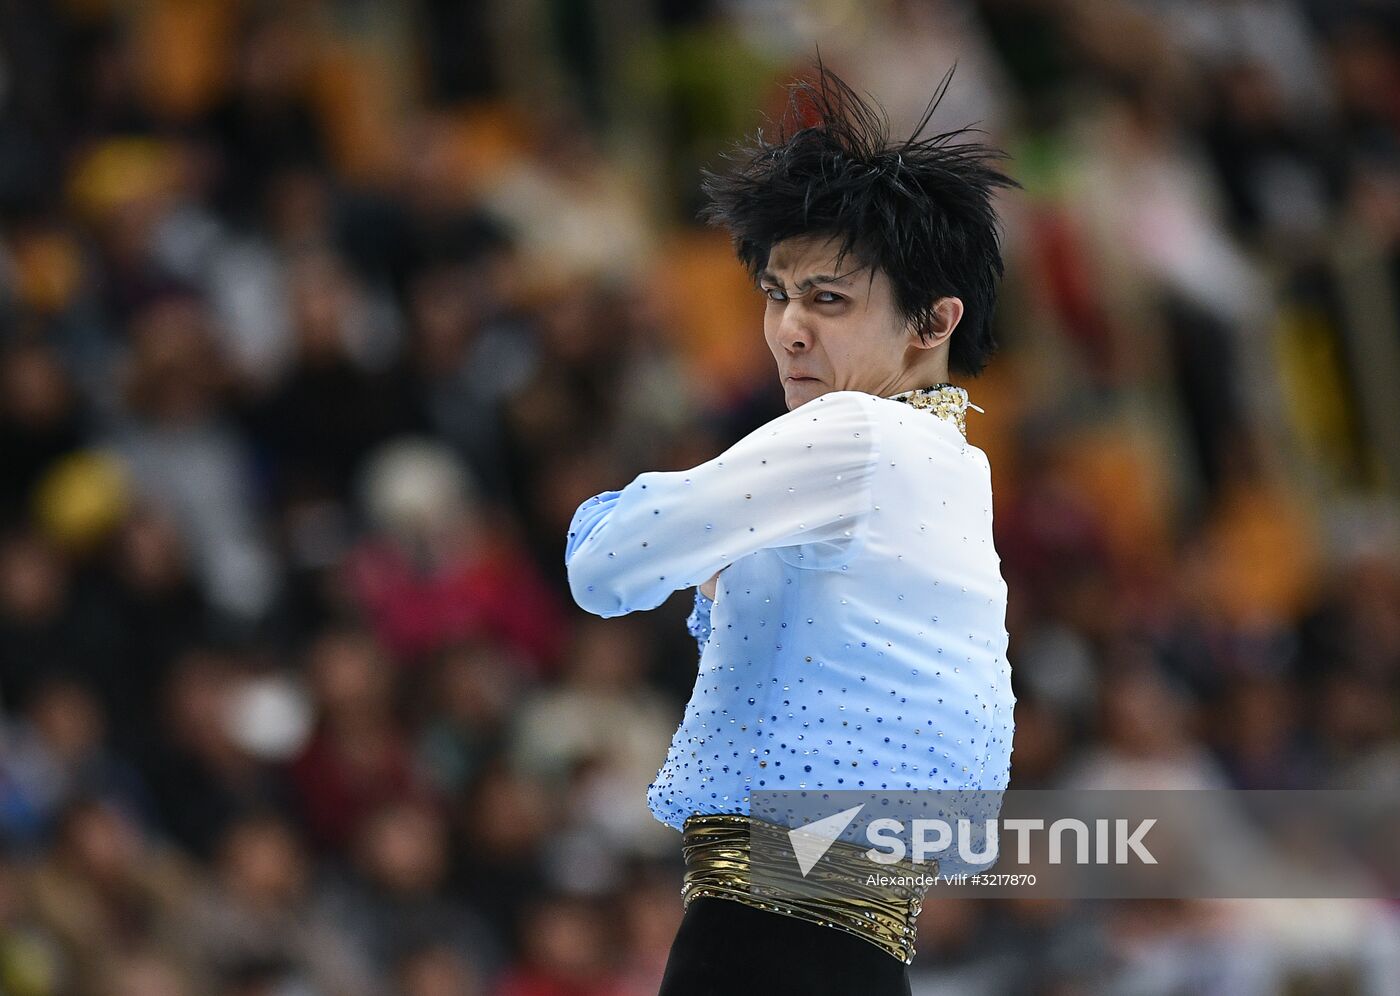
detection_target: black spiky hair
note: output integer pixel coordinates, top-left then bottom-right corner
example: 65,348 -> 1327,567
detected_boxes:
699,61 -> 1020,377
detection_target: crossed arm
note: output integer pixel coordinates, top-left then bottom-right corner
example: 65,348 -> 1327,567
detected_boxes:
564,390 -> 877,620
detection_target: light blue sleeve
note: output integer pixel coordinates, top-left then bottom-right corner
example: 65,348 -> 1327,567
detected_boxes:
564,390 -> 877,618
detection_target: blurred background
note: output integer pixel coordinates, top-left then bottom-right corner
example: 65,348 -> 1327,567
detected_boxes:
1,0 -> 1399,993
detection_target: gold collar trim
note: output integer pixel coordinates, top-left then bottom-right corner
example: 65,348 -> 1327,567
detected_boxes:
883,383 -> 980,438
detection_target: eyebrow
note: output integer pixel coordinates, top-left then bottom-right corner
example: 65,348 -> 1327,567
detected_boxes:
757,268 -> 860,291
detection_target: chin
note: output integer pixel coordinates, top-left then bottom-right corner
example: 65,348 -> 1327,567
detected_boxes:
783,379 -> 826,409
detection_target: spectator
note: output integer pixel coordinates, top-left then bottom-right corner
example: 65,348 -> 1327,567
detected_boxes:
416,639 -> 530,798
0,677 -> 150,846
286,627 -> 429,855
344,438 -> 566,672
319,800 -> 499,981
509,617 -> 676,857
144,650 -> 294,860
25,798 -> 198,994
490,894 -> 629,996
187,811 -> 376,996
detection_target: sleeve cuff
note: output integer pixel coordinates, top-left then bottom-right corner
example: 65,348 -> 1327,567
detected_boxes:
565,489 -> 622,563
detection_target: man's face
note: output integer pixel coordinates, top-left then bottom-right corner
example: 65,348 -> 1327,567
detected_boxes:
759,233 -> 916,410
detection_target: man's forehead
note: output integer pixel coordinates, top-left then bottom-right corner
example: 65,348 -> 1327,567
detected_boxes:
763,235 -> 869,282
766,234 -> 845,269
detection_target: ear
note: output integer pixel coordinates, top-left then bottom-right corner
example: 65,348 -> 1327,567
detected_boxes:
909,297 -> 964,348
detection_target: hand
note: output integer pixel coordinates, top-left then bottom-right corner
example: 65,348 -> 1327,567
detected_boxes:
700,570 -> 722,600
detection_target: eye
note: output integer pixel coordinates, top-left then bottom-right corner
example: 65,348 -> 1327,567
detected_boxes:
762,287 -> 787,302
815,291 -> 843,303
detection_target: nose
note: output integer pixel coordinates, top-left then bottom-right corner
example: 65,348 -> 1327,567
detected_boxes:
776,301 -> 810,352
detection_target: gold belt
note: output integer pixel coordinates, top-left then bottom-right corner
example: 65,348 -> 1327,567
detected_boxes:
680,812 -> 934,964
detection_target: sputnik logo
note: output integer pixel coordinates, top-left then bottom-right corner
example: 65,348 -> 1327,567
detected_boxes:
787,804 -> 865,877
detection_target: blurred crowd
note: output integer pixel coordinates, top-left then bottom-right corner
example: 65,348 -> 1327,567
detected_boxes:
1,0 -> 1399,993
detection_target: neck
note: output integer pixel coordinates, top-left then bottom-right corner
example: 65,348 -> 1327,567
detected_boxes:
880,365 -> 951,397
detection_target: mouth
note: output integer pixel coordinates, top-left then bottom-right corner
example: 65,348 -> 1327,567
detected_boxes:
786,376 -> 819,383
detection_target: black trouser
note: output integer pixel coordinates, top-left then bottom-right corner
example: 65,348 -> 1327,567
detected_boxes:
657,896 -> 913,996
